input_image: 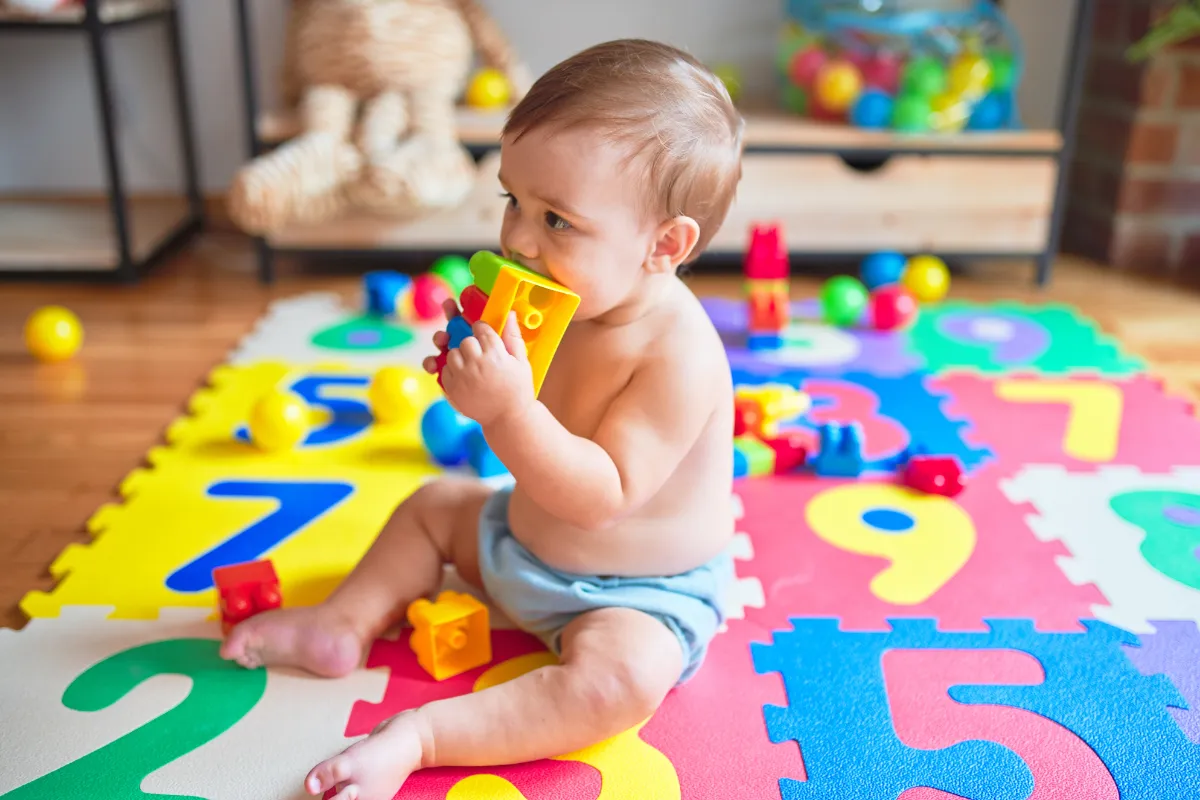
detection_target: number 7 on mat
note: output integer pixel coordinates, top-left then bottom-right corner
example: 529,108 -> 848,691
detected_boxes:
167,480 -> 353,593
995,380 -> 1123,463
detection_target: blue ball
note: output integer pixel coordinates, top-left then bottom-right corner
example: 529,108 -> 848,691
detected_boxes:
466,426 -> 508,478
363,271 -> 412,316
850,89 -> 895,130
420,398 -> 478,466
860,251 -> 907,290
968,91 -> 1011,131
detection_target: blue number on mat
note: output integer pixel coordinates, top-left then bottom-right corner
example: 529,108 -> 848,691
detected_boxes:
166,480 -> 353,593
236,374 -> 373,448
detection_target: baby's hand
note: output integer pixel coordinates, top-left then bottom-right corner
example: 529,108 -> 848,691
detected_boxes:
437,311 -> 534,426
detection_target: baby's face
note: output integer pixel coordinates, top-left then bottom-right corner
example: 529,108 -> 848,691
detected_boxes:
498,126 -> 660,320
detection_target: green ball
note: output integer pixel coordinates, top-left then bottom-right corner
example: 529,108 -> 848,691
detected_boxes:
429,255 -> 473,295
713,63 -> 743,103
782,84 -> 809,115
901,56 -> 946,97
988,49 -> 1015,91
892,94 -> 933,132
820,276 -> 869,328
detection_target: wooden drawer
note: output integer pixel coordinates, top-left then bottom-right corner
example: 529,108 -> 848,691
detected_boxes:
711,152 -> 1059,255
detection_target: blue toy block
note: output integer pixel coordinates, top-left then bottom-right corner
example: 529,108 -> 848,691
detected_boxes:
812,421 -> 866,477
466,426 -> 508,478
747,333 -> 785,351
446,315 -> 474,350
364,271 -> 412,316
751,618 -> 1200,799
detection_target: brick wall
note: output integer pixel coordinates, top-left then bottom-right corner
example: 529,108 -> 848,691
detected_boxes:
1062,0 -> 1200,275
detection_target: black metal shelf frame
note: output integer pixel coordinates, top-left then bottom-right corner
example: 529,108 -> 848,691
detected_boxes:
232,0 -> 1093,286
0,0 -> 203,281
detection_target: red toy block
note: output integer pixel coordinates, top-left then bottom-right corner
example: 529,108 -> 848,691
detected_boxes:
765,432 -> 809,473
734,397 -> 765,438
748,285 -> 789,332
434,348 -> 448,388
459,284 -> 489,324
744,223 -> 788,281
903,455 -> 966,497
213,559 -> 281,633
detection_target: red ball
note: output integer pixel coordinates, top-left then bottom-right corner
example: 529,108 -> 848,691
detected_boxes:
789,47 -> 828,88
870,285 -> 919,331
412,274 -> 453,321
861,53 -> 903,94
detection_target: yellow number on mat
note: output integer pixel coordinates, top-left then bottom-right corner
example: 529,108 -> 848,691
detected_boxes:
996,380 -> 1123,462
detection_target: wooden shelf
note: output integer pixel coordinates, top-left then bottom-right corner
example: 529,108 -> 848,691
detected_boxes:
0,197 -> 191,272
0,0 -> 170,25
257,106 -> 1062,156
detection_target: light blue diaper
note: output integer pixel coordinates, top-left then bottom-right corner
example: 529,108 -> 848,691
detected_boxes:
477,488 -> 734,684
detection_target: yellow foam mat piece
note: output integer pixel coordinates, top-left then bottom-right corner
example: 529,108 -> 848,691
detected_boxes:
22,362 -> 442,620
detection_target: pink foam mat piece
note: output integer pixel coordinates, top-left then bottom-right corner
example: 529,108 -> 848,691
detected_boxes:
736,473 -> 1105,633
934,374 -> 1200,471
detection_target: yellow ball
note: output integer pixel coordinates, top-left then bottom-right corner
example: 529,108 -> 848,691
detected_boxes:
948,54 -> 993,99
248,390 -> 309,452
465,68 -> 511,110
903,255 -> 951,303
815,60 -> 863,113
369,366 -> 423,424
930,91 -> 969,133
25,305 -> 83,362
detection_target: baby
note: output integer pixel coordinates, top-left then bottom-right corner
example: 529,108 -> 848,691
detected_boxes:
222,38 -> 745,800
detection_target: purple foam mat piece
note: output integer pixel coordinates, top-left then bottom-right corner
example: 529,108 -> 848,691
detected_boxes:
701,297 -> 921,377
1123,621 -> 1200,743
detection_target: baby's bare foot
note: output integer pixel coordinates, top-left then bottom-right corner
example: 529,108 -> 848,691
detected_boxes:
306,712 -> 426,800
220,606 -> 364,677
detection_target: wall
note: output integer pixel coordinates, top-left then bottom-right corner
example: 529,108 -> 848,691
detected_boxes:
0,0 -> 1078,194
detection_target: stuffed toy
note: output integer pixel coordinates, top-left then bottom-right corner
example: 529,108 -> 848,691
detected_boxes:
228,0 -> 528,234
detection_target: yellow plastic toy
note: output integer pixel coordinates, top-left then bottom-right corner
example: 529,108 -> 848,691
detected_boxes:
465,67 -> 511,110
468,251 -> 580,397
368,366 -> 423,424
736,384 -> 811,438
25,305 -> 83,362
407,590 -> 492,681
247,389 -> 309,452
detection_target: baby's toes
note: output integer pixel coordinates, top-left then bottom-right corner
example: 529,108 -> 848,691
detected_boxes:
305,754 -> 354,795
328,784 -> 360,800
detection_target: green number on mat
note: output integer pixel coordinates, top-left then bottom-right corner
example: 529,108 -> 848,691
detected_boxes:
1,638 -> 266,800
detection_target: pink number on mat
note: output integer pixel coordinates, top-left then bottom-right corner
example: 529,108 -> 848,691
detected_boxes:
803,379 -> 909,461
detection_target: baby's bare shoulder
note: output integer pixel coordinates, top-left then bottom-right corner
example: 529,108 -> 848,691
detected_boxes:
641,282 -> 730,383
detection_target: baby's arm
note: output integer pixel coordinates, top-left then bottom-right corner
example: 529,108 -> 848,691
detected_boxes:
480,332 -> 714,530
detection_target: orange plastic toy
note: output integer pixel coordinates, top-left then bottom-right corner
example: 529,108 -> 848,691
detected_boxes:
407,590 -> 492,681
213,559 -> 282,634
468,251 -> 580,396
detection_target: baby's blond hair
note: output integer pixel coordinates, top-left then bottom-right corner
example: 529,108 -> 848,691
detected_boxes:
503,39 -> 745,260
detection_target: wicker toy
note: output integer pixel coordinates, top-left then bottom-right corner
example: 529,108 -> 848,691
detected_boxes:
228,0 -> 528,234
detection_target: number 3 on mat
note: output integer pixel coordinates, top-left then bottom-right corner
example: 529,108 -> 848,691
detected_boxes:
0,639 -> 265,800
167,480 -> 353,593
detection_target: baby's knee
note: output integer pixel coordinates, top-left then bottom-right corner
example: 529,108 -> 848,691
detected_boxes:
566,657 -> 673,731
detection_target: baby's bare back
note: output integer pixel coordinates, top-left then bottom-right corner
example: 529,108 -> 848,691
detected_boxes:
507,280 -> 735,576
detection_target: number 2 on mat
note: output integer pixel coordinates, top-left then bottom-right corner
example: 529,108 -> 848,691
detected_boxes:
0,639 -> 266,800
166,480 -> 353,593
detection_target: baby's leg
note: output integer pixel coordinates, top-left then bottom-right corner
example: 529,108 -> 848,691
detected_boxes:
220,478 -> 491,677
306,607 -> 684,800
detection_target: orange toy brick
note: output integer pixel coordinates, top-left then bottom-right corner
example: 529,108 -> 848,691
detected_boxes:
407,590 -> 492,681
213,559 -> 281,634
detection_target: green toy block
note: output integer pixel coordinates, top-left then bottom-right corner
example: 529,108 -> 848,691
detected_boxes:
468,251 -> 537,295
735,435 -> 776,476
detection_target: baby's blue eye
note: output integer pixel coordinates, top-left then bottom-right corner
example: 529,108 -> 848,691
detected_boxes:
545,211 -> 571,231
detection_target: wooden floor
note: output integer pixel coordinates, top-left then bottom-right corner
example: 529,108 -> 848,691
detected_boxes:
1,233 -> 1198,630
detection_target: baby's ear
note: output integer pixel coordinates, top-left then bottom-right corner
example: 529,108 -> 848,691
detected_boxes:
646,216 -> 701,274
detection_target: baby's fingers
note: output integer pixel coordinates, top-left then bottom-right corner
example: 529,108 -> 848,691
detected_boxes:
441,299 -> 461,323
432,330 -> 449,350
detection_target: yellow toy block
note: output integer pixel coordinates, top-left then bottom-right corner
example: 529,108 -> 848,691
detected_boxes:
407,590 -> 492,681
468,252 -> 580,397
735,384 -> 811,438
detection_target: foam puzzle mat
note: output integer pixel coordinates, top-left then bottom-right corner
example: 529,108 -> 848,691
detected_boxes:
4,288 -> 1200,799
